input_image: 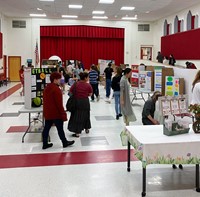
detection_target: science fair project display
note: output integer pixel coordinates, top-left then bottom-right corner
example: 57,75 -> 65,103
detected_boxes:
24,67 -> 57,109
158,95 -> 190,136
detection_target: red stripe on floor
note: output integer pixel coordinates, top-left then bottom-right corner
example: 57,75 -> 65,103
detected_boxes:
6,126 -> 29,133
0,83 -> 21,102
0,149 -> 137,169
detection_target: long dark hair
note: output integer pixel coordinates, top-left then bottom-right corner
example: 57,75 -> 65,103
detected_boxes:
192,70 -> 200,91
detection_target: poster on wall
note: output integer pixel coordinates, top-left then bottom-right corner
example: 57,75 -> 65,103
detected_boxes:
98,59 -> 115,75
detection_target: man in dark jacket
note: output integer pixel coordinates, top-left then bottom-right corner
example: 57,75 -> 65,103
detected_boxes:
42,72 -> 75,149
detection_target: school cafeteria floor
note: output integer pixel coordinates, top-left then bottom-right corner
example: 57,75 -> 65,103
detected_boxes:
0,82 -> 198,197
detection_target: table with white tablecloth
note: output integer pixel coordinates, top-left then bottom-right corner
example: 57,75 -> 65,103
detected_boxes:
126,125 -> 200,197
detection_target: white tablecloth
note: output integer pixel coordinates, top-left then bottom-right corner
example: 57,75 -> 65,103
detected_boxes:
126,125 -> 200,167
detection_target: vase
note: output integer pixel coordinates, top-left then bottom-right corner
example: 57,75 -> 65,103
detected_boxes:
192,116 -> 200,133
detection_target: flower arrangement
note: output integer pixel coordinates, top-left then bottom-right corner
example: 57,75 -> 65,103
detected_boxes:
188,104 -> 200,116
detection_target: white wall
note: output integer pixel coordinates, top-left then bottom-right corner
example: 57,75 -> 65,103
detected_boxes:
1,2 -> 200,69
1,17 -> 154,67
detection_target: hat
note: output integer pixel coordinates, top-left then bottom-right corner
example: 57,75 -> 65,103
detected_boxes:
50,72 -> 61,82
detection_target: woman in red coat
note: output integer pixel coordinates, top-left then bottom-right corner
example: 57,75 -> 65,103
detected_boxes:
42,72 -> 75,149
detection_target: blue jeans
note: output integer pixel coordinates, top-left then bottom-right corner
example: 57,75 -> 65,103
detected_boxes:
114,91 -> 121,115
106,79 -> 111,98
42,119 -> 67,145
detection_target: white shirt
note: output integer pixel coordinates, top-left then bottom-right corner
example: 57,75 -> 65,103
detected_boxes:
191,82 -> 200,104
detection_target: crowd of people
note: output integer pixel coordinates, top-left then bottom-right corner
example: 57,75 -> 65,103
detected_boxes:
19,59 -> 199,152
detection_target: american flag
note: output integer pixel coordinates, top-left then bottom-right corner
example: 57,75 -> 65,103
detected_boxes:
35,40 -> 39,66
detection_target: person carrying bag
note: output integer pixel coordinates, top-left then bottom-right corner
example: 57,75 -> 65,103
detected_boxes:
66,82 -> 77,112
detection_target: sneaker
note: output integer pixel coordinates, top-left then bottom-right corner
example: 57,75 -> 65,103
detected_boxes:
105,100 -> 111,104
90,100 -> 95,102
42,143 -> 53,150
85,129 -> 89,134
63,140 -> 75,148
119,114 -> 122,117
116,115 -> 119,120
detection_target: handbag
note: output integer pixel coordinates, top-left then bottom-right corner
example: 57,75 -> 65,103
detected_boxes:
66,83 -> 77,112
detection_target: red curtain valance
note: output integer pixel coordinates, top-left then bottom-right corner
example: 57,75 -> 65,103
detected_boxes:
40,25 -> 124,38
161,28 -> 200,60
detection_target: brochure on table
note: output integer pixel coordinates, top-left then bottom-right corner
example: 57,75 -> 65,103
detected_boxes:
24,67 -> 57,109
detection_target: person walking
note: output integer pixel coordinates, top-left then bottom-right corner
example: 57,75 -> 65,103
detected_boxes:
68,72 -> 93,137
104,62 -> 113,99
120,68 -> 137,126
19,65 -> 25,96
156,51 -> 164,63
89,65 -> 100,101
42,72 -> 75,149
111,66 -> 122,119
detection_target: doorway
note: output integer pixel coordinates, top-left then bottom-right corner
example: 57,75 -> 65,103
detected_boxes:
140,47 -> 152,60
8,56 -> 21,81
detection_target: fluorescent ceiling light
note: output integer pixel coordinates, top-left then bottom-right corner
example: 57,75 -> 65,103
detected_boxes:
30,13 -> 46,17
62,15 -> 78,18
68,5 -> 82,9
93,16 -> 108,19
92,11 -> 105,14
39,0 -> 54,2
99,0 -> 114,4
122,16 -> 137,20
37,8 -> 43,11
121,7 -> 135,11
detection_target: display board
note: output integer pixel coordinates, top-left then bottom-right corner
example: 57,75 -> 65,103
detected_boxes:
98,59 -> 115,75
158,95 -> 188,116
24,67 -> 57,109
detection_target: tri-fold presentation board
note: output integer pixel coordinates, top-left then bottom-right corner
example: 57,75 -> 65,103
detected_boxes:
24,67 -> 57,109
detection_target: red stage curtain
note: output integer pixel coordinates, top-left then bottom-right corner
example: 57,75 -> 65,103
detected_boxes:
40,25 -> 124,69
161,28 -> 200,60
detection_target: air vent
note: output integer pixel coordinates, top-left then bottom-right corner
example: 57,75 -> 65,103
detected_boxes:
138,24 -> 150,31
12,20 -> 26,28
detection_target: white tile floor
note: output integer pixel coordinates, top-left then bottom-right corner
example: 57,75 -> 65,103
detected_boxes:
0,83 -> 199,197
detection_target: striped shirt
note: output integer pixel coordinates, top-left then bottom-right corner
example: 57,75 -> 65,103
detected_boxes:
89,70 -> 98,84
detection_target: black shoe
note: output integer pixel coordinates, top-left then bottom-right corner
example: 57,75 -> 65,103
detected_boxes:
116,115 -> 119,120
172,164 -> 177,169
63,140 -> 75,148
72,134 -> 80,138
179,164 -> 183,169
85,129 -> 89,134
42,143 -> 53,150
119,114 -> 122,117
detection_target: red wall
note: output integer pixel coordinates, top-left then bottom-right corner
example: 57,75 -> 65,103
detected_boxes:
161,28 -> 200,60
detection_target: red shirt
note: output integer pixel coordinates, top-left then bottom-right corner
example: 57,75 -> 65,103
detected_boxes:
19,69 -> 24,84
70,81 -> 92,99
43,83 -> 67,121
